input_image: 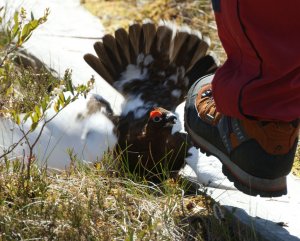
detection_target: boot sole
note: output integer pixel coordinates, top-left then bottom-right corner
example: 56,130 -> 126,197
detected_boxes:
185,122 -> 287,197
184,76 -> 287,197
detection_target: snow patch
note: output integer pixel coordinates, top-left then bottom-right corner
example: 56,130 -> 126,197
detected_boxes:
185,147 -> 235,190
171,101 -> 185,134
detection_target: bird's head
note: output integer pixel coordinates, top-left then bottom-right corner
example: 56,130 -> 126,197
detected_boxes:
145,107 -> 177,134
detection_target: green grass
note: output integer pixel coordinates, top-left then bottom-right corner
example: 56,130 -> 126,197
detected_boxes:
0,1 -> 298,240
0,64 -> 60,115
0,155 -> 258,240
0,31 -> 59,118
82,0 -> 300,179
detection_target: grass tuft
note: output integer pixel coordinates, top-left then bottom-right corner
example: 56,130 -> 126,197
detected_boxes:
82,0 -> 300,179
82,0 -> 226,63
0,1 -> 299,240
0,156 -> 252,240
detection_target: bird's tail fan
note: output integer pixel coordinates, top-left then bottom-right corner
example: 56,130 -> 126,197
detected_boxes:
84,21 -> 218,95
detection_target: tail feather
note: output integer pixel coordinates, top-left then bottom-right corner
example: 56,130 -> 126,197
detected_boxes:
187,39 -> 209,72
154,25 -> 173,59
187,55 -> 218,83
84,53 -> 114,84
102,34 -> 124,74
170,31 -> 189,63
93,41 -> 118,79
174,34 -> 203,69
84,21 -> 219,102
142,22 -> 156,54
115,28 -> 131,66
128,23 -> 142,62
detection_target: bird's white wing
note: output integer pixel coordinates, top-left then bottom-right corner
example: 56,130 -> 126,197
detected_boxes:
0,93 -> 117,169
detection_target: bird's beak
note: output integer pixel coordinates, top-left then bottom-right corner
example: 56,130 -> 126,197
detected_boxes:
166,113 -> 177,124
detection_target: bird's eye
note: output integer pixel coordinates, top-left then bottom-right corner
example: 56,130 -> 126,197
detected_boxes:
150,109 -> 163,122
153,116 -> 162,122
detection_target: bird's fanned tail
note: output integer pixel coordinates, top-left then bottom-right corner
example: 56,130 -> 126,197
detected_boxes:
84,21 -> 218,107
83,21 -> 219,181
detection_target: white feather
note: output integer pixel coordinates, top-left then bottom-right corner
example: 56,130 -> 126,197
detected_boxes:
0,94 -> 117,169
114,64 -> 149,91
203,35 -> 211,46
191,29 -> 202,39
158,19 -> 177,34
178,25 -> 192,34
144,55 -> 154,66
121,94 -> 154,119
142,19 -> 153,24
171,89 -> 182,98
167,74 -> 178,84
208,50 -> 221,66
136,53 -> 145,65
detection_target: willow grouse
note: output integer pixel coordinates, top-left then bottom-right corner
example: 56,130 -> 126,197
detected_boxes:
84,21 -> 218,181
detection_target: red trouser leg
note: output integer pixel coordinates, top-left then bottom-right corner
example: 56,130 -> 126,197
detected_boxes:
211,0 -> 300,121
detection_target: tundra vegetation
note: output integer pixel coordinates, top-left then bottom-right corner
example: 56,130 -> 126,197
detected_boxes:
0,1 -> 298,240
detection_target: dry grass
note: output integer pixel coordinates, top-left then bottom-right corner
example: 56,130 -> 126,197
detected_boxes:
0,9 -> 239,238
293,147 -> 300,177
0,25 -> 60,117
0,1 -> 299,240
82,0 -> 300,178
0,157 -> 244,240
82,0 -> 226,63
0,65 -> 59,116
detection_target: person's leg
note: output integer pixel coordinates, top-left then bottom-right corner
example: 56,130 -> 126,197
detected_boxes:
212,0 -> 300,121
184,0 -> 300,197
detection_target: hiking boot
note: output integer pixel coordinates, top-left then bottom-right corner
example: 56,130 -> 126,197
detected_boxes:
184,74 -> 300,197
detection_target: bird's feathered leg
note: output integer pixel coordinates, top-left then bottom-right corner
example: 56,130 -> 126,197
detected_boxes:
79,94 -> 119,126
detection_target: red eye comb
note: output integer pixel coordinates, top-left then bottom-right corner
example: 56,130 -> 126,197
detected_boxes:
150,110 -> 162,119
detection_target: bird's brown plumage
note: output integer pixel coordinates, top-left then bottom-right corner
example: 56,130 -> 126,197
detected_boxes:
84,21 -> 218,181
